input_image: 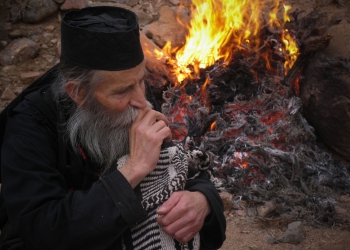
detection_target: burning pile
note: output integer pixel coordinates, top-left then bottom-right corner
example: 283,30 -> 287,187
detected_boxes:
154,0 -> 350,226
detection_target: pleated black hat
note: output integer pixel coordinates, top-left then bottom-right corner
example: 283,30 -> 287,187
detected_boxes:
61,6 -> 144,71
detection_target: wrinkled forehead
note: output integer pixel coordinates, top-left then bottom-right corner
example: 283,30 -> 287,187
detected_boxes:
100,60 -> 146,86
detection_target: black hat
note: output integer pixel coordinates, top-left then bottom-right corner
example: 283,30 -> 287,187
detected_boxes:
61,6 -> 144,71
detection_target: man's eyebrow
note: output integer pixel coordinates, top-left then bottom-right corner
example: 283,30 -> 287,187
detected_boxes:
112,81 -> 137,93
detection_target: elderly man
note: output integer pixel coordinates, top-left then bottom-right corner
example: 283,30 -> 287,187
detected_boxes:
0,6 -> 226,250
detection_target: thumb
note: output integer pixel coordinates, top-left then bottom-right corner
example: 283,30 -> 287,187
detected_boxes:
157,192 -> 182,215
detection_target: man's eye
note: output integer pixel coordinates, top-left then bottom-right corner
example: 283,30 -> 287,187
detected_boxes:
114,86 -> 131,95
117,89 -> 128,94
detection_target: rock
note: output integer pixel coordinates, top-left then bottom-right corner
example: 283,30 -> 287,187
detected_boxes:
334,195 -> 350,224
219,191 -> 233,211
3,23 -> 12,31
0,79 -> 12,86
43,32 -> 53,39
60,0 -> 87,10
41,54 -> 55,63
154,2 -> 164,9
0,38 -> 40,66
50,39 -> 58,44
22,0 -> 59,24
87,1 -> 131,10
45,25 -> 55,32
257,201 -> 276,217
9,7 -> 22,23
325,20 -> 350,58
176,0 -> 192,8
0,31 -> 5,44
247,206 -> 258,217
8,29 -> 24,39
231,199 -> 247,210
277,221 -> 305,244
104,0 -> 138,7
0,41 -> 8,48
140,1 -> 154,13
235,210 -> 246,217
27,30 -> 41,42
132,6 -> 154,28
265,235 -> 278,244
41,44 -> 49,49
20,71 -> 43,79
340,194 -> 350,203
1,87 -> 17,101
53,0 -> 65,3
300,20 -> 350,160
169,0 -> 180,5
247,245 -> 259,250
142,24 -> 151,36
334,205 -> 349,217
13,87 -> 24,95
146,5 -> 190,48
1,65 -> 16,73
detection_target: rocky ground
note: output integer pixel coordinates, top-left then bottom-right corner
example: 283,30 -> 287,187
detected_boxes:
1,0 -> 350,249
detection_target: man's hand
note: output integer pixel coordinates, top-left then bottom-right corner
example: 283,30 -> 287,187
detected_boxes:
156,191 -> 211,243
118,108 -> 172,188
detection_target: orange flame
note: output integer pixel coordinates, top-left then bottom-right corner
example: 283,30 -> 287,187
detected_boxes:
159,0 -> 299,83
282,30 -> 299,74
210,121 -> 217,131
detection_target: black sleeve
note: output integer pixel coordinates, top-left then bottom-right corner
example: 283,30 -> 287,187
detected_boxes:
1,111 -> 146,250
186,168 -> 226,249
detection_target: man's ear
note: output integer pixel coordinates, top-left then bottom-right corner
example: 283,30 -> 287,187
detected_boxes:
65,81 -> 86,106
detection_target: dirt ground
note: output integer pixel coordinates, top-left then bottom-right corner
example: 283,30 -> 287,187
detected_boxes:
0,0 -> 350,249
221,219 -> 350,250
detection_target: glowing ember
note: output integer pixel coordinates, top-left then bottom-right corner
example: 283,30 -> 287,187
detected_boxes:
210,121 -> 217,131
157,0 -> 299,83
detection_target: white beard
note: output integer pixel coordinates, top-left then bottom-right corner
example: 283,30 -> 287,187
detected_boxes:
67,97 -> 152,172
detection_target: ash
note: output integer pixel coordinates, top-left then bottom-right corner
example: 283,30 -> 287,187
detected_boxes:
161,52 -> 350,227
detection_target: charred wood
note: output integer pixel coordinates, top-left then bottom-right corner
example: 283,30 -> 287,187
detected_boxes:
282,34 -> 332,87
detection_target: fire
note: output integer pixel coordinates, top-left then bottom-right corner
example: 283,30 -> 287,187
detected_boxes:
158,0 -> 299,83
282,29 -> 299,74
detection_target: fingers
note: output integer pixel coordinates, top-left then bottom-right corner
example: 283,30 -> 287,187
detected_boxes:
131,109 -> 172,144
152,123 -> 172,143
157,192 -> 198,240
172,227 -> 198,243
134,108 -> 169,126
158,211 -> 201,243
132,106 -> 151,124
157,192 -> 182,215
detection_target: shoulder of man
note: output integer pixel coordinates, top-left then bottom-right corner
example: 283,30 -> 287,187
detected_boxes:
0,65 -> 60,182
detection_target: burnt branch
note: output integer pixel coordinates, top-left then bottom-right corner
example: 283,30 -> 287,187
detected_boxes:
282,34 -> 332,87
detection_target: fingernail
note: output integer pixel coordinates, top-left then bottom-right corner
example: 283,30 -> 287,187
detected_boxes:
157,206 -> 165,213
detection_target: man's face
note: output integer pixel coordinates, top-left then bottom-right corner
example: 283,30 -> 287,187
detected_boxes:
65,62 -> 151,169
93,62 -> 148,114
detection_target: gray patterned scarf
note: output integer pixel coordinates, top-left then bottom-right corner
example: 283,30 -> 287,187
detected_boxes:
116,144 -> 218,250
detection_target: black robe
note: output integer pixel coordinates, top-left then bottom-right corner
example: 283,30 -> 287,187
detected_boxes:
0,66 -> 226,250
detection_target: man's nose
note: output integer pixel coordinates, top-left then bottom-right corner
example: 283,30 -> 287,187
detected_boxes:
129,83 -> 147,109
